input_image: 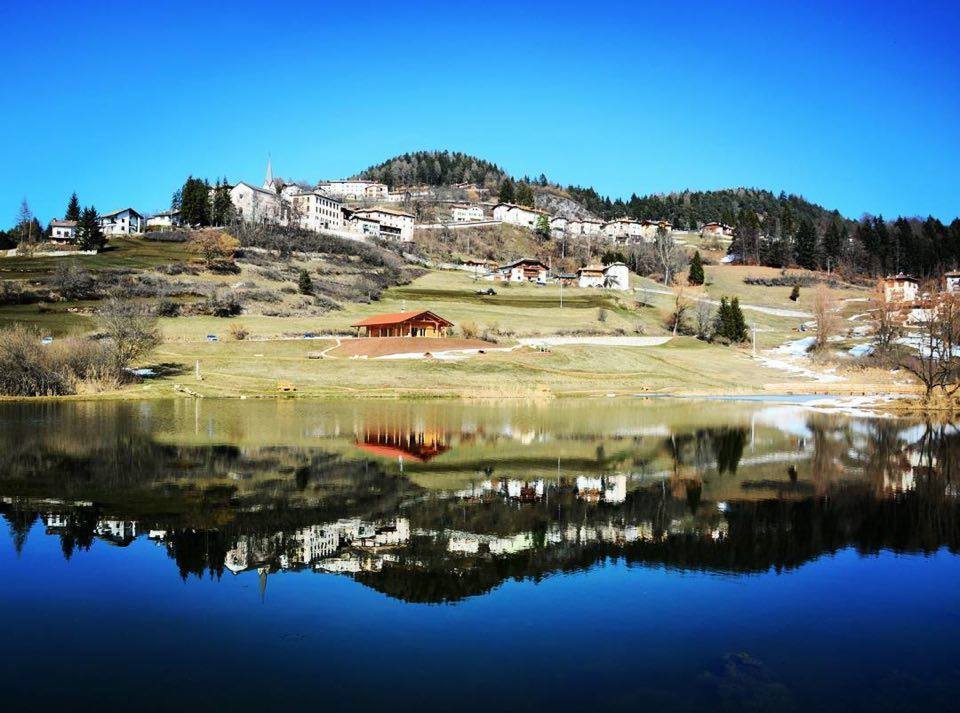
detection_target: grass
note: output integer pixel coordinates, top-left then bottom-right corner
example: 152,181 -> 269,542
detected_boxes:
0,237 -> 191,281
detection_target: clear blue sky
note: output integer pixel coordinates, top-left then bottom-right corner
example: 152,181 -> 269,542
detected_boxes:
3,0 -> 958,225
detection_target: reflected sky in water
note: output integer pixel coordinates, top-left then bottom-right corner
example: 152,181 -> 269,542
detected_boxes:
1,399 -> 959,712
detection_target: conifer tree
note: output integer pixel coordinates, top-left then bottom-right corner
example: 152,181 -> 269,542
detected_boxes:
76,206 -> 105,250
498,179 -> 515,203
688,250 -> 705,285
298,269 -> 313,295
515,182 -> 535,207
729,297 -> 748,342
794,219 -> 818,269
535,214 -> 551,242
65,193 -> 81,222
822,218 -> 845,270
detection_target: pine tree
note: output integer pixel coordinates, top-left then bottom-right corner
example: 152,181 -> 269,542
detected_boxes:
498,179 -> 515,203
298,269 -> 313,295
794,219 -> 818,269
179,176 -> 211,226
515,182 -> 535,207
535,214 -> 551,242
76,206 -> 105,250
822,218 -> 844,270
688,250 -> 705,285
729,298 -> 748,342
65,193 -> 81,221
212,179 -> 234,226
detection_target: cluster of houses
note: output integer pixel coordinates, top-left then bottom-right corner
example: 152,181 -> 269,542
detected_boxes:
879,272 -> 960,323
48,207 -> 146,244
477,256 -> 631,290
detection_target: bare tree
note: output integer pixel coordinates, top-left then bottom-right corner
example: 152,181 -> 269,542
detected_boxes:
97,299 -> 162,376
898,290 -> 960,400
812,284 -> 841,350
653,227 -> 686,285
694,301 -> 715,341
869,282 -> 905,359
16,198 -> 35,244
667,280 -> 691,336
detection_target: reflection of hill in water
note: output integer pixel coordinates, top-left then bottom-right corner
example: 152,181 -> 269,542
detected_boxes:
1,400 -> 959,602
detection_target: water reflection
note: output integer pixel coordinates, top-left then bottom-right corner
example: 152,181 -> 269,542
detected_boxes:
1,400 -> 959,603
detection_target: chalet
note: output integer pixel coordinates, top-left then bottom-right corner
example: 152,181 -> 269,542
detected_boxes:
566,218 -> 602,237
881,274 -> 919,303
451,204 -> 484,222
701,221 -> 733,238
145,210 -> 182,229
578,262 -> 630,290
49,219 -> 77,243
489,257 -> 550,283
492,203 -> 548,228
351,310 -> 453,338
350,208 -> 415,242
98,208 -> 143,235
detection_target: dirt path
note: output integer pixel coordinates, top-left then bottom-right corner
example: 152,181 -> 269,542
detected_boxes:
636,286 -> 812,318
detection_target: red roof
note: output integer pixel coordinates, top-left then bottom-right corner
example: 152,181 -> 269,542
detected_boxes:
351,310 -> 453,328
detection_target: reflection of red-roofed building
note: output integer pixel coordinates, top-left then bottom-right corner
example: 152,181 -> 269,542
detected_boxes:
355,426 -> 449,462
351,310 -> 453,338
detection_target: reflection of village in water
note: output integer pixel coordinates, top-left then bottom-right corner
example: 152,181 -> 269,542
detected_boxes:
2,402 -> 960,601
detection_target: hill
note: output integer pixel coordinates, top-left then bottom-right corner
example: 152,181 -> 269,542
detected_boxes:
356,150 -> 508,189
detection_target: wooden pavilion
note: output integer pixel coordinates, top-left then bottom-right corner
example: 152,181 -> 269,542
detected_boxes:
351,310 -> 454,338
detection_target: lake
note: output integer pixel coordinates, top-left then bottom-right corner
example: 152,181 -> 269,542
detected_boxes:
1,398 -> 958,712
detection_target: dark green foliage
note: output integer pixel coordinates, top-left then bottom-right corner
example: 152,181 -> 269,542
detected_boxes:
731,208 -> 761,263
498,178 -> 515,203
714,297 -> 748,343
534,215 -> 550,242
65,193 -> 81,221
822,217 -> 846,268
688,251 -> 705,285
178,176 -> 211,227
298,269 -> 313,295
211,179 -> 234,226
357,150 -> 508,188
76,206 -> 105,251
794,219 -> 818,269
515,182 -> 535,207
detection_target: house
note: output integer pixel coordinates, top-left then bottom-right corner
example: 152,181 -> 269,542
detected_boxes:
492,202 -> 548,228
945,272 -> 960,293
458,257 -> 495,276
317,180 -> 389,201
230,182 -> 285,224
451,204 -> 484,222
346,211 -> 380,238
566,218 -> 602,236
98,208 -> 143,235
146,210 -> 182,229
549,216 -> 568,233
292,190 -> 343,232
601,218 -> 644,242
701,221 -> 733,238
881,274 -> 919,303
350,208 -> 415,242
49,219 -> 77,243
489,258 -> 550,283
639,219 -> 673,239
351,310 -> 453,338
577,262 -> 630,290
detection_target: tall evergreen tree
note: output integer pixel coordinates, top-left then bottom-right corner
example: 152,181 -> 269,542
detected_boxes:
515,182 -> 535,207
76,206 -> 105,250
794,219 -> 818,269
498,178 -> 515,204
65,193 -> 81,222
688,250 -> 705,285
211,179 -> 234,226
179,176 -> 211,226
822,217 -> 845,270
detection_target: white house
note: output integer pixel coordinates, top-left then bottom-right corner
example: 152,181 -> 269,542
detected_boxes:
451,204 -> 484,222
601,218 -> 644,242
146,210 -> 182,229
350,208 -> 415,242
292,190 -> 343,232
98,208 -> 143,235
230,182 -> 285,225
567,218 -> 602,236
317,180 -> 389,201
488,258 -> 550,283
49,219 -> 77,243
701,221 -> 733,238
577,264 -> 605,288
347,212 -> 381,238
881,274 -> 919,303
577,262 -> 630,290
549,216 -> 568,233
492,203 -> 548,229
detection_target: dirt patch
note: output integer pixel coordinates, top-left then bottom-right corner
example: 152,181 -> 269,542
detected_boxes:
329,337 -> 497,358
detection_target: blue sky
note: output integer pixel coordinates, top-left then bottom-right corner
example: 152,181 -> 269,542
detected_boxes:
2,0 -> 958,224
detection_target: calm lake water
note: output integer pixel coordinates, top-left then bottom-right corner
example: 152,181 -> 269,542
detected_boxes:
1,398 -> 959,712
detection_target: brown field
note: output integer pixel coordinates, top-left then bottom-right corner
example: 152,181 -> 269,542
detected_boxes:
327,336 -> 497,358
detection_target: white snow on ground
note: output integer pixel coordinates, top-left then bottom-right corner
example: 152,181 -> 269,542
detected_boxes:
777,336 -> 817,356
517,336 -> 672,347
757,336 -> 845,382
848,343 -> 874,357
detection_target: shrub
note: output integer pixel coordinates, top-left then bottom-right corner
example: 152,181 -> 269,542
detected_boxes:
597,308 -> 608,323
229,324 -> 249,341
0,326 -> 121,396
97,299 -> 163,375
197,291 -> 242,317
789,285 -> 800,301
154,299 -> 181,317
298,269 -> 313,295
459,321 -> 479,339
50,262 -> 97,300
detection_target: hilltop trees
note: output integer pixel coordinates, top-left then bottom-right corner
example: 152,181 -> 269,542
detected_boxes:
498,178 -> 515,203
358,151 -> 508,188
515,181 -> 535,207
178,176 -> 211,226
714,297 -> 748,343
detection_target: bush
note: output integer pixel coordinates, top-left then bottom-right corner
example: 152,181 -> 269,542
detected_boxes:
0,326 -> 120,396
154,299 -> 181,317
298,269 -> 313,295
459,321 -> 479,339
229,324 -> 249,341
50,262 -> 97,300
196,291 -> 243,317
789,285 -> 800,301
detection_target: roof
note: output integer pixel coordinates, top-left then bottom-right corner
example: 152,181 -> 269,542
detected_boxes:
352,207 -> 415,219
50,219 -> 77,228
500,257 -> 549,270
885,273 -> 919,283
232,181 -> 278,197
100,207 -> 143,218
291,189 -> 342,204
578,265 -> 604,275
351,310 -> 453,328
494,202 -> 549,216
148,209 -> 181,218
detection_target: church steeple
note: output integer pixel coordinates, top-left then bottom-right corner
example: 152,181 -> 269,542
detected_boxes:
263,155 -> 274,190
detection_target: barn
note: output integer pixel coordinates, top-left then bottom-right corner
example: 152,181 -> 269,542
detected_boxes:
351,310 -> 454,338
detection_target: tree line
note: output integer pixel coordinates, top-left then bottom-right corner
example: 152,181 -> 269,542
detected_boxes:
358,150 -> 508,189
